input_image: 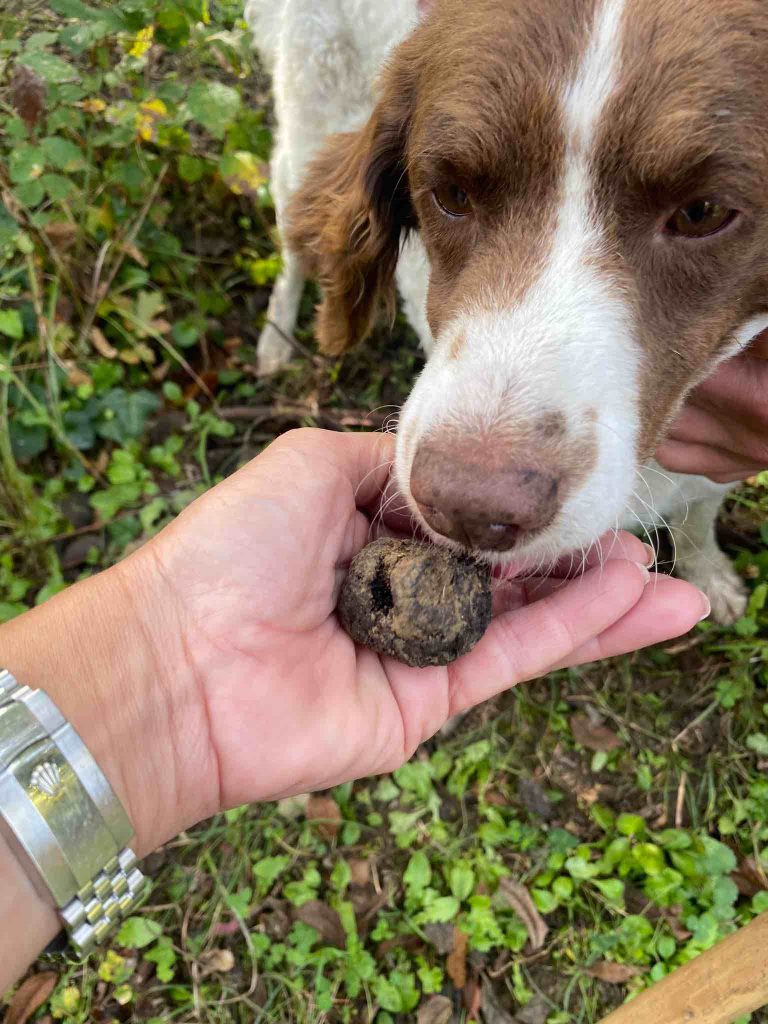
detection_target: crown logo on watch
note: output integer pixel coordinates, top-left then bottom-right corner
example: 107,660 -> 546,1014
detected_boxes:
30,761 -> 63,798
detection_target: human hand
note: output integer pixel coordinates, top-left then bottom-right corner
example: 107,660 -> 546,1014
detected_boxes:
657,331 -> 768,483
126,429 -> 709,847
1,429 -> 710,863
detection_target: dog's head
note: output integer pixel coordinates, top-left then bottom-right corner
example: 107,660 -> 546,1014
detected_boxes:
287,0 -> 768,565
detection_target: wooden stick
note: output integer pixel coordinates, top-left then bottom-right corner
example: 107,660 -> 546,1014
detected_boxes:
599,912 -> 768,1024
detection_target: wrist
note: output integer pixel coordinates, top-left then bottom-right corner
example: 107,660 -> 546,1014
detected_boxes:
0,552 -> 219,857
0,827 -> 59,993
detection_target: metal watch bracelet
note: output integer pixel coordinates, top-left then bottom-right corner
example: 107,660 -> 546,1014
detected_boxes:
0,669 -> 147,955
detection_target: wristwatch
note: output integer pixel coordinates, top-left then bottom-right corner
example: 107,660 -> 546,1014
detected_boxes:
0,669 -> 147,955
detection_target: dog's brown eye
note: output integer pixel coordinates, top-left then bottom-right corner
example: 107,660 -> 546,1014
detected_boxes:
433,183 -> 472,218
667,200 -> 736,238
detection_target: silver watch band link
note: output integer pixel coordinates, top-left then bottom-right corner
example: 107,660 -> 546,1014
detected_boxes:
62,848 -> 146,955
0,669 -> 147,955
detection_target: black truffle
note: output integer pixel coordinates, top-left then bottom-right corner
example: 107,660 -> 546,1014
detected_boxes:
338,538 -> 492,668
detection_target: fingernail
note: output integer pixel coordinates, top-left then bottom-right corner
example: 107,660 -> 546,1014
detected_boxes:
699,594 -> 711,622
636,562 -> 651,586
642,544 -> 656,568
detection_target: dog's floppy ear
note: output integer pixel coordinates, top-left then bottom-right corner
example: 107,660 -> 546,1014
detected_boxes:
285,71 -> 415,356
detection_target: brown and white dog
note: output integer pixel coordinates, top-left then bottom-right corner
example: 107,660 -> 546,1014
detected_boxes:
246,0 -> 768,623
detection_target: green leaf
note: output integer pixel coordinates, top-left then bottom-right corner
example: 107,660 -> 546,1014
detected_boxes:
616,814 -> 646,837
656,829 -> 692,851
41,135 -> 85,171
404,850 -> 431,895
712,876 -> 739,912
117,916 -> 162,949
14,180 -> 46,207
226,887 -> 252,918
20,51 -> 77,83
178,154 -> 206,183
48,0 -> 125,27
532,888 -> 559,914
0,309 -> 24,339
331,859 -> 352,893
139,497 -> 167,532
643,868 -> 683,906
40,173 -> 74,200
0,602 -> 28,623
97,389 -> 160,442
690,912 -> 721,950
253,854 -> 290,893
552,876 -> 574,901
700,838 -> 737,877
747,733 -> 768,756
449,862 -> 475,902
219,151 -> 267,198
186,81 -> 241,139
9,145 -> 45,184
421,896 -> 460,923
90,481 -> 143,520
144,936 -> 177,982
375,978 -> 405,1014
592,878 -> 625,904
631,843 -> 666,876
565,856 -> 601,880
590,804 -> 616,831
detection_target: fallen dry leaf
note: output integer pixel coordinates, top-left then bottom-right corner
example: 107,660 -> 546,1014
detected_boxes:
446,927 -> 468,989
376,933 -> 423,958
91,326 -> 118,359
44,222 -> 78,253
292,899 -> 345,948
480,978 -> 517,1024
121,241 -> 148,267
417,994 -> 454,1024
586,961 -> 644,984
732,857 -> 768,898
464,979 -> 482,1018
276,793 -> 310,819
570,713 -> 622,753
424,922 -> 456,955
349,857 -> 371,887
200,949 -> 235,975
517,777 -> 556,821
498,879 -> 549,951
11,64 -> 46,131
65,363 -> 92,388
515,995 -> 551,1024
6,972 -> 58,1024
306,794 -> 342,840
210,920 -> 240,937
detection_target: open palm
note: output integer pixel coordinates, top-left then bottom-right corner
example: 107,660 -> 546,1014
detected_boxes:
143,429 -> 707,812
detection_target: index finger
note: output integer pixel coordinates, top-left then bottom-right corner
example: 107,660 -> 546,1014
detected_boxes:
447,560 -> 705,716
269,428 -> 397,508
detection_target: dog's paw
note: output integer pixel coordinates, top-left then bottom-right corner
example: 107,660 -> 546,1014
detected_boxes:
703,569 -> 749,626
678,559 -> 748,627
257,322 -> 294,375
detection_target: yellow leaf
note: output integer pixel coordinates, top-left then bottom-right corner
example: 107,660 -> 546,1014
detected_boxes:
129,25 -> 154,59
220,151 -> 268,199
80,98 -> 106,114
136,98 -> 167,143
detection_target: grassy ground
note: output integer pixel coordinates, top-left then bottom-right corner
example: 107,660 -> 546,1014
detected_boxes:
1,3 -> 767,1022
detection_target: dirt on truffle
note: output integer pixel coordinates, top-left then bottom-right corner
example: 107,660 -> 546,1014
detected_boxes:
338,538 -> 492,668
